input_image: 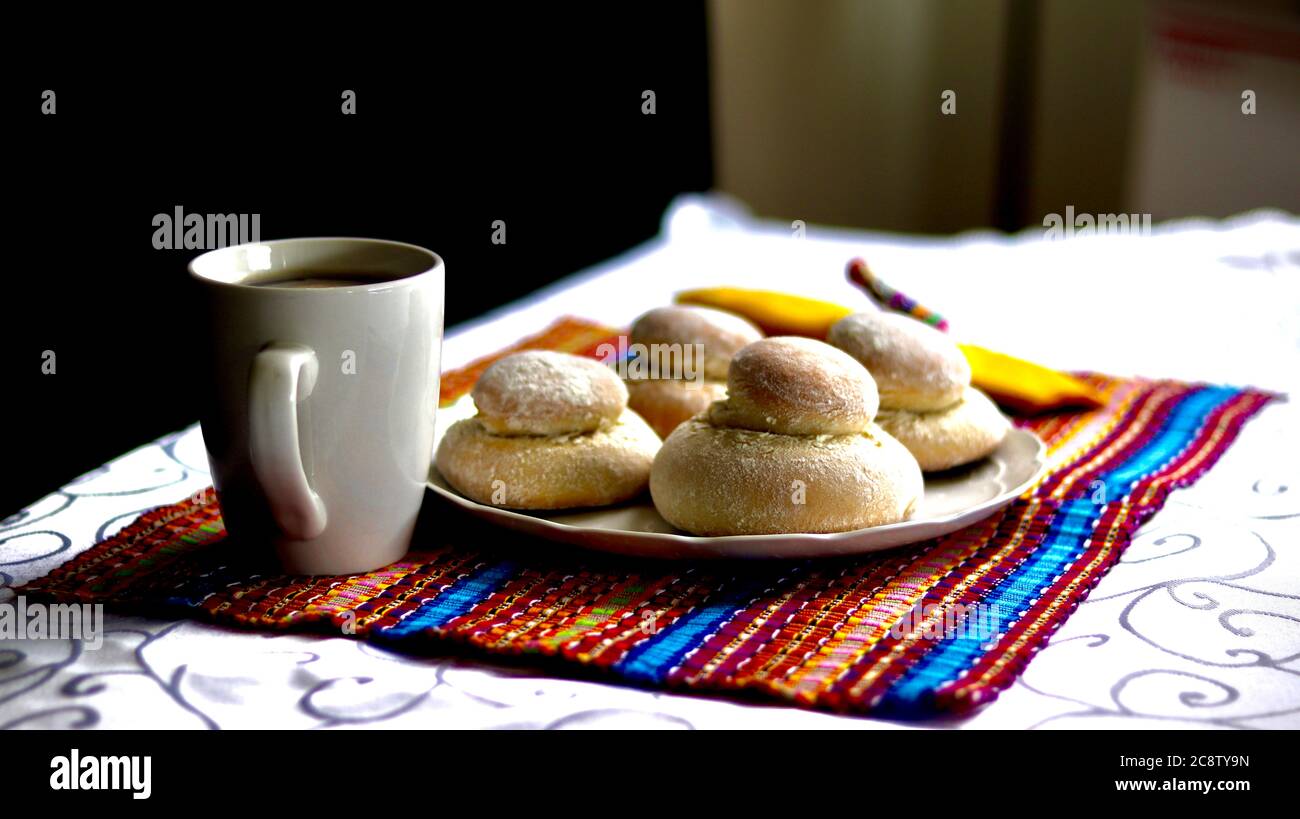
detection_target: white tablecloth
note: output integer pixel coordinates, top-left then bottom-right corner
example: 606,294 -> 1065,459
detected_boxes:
3,196 -> 1298,729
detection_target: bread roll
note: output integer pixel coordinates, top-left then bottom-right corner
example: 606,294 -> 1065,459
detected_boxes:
830,312 -> 1010,470
875,387 -> 1009,472
436,410 -> 660,510
706,337 -> 879,436
624,305 -> 762,439
626,378 -> 728,440
437,350 -> 659,509
472,350 -> 626,436
650,418 -> 922,536
828,311 -> 970,412
629,305 -> 762,382
650,336 -> 923,536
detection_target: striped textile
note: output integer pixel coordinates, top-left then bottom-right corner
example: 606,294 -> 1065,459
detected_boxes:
20,317 -> 1276,717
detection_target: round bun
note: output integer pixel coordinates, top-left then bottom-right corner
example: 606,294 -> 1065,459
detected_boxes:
875,387 -> 1010,471
435,409 -> 660,509
627,378 -> 728,440
828,311 -> 970,412
650,419 -> 922,535
706,337 -> 879,436
630,306 -> 763,381
472,350 -> 627,436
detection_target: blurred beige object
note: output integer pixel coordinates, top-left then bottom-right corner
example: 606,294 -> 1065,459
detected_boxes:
1127,0 -> 1300,219
710,0 -> 1298,233
709,0 -> 1008,232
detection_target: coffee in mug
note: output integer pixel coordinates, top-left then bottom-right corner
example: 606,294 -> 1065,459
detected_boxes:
248,272 -> 392,289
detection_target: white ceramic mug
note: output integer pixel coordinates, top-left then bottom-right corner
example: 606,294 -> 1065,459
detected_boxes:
190,238 -> 444,575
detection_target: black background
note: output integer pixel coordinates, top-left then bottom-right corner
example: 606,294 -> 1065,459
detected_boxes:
1,7 -> 712,517
1,729 -> 1287,807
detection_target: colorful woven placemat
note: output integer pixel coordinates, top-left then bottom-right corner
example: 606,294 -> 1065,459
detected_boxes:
19,317 -> 1277,717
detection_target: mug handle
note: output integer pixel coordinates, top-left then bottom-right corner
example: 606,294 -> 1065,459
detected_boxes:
249,343 -> 327,540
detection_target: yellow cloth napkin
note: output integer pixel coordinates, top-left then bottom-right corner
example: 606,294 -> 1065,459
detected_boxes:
675,286 -> 1104,414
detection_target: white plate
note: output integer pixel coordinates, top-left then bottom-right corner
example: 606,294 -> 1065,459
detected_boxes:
427,397 -> 1048,559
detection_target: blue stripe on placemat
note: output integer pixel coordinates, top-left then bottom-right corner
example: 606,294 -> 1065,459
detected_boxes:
875,386 -> 1240,715
615,572 -> 785,684
1096,386 -> 1234,498
379,561 -> 518,638
876,498 -> 1095,713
